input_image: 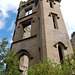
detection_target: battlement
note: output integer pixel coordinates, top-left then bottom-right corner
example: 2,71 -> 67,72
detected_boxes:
19,0 -> 34,8
19,0 -> 39,9
71,32 -> 75,38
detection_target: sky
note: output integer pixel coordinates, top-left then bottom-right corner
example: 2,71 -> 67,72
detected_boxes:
0,0 -> 75,47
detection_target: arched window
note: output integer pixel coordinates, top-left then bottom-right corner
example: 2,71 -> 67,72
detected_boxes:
16,50 -> 31,75
54,42 -> 67,63
20,55 -> 29,75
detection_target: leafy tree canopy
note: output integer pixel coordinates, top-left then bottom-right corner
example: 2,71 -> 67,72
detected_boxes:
0,38 -> 21,75
28,51 -> 75,75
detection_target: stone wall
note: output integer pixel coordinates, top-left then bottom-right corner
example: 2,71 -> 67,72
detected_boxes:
71,32 -> 75,51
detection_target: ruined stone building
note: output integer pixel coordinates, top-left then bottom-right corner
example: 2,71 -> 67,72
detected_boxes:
11,0 -> 73,74
71,32 -> 75,51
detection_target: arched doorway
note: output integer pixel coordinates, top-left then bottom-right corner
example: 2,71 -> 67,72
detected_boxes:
20,55 -> 29,75
16,50 -> 31,75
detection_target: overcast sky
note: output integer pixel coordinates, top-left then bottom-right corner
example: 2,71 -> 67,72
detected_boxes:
0,0 -> 75,46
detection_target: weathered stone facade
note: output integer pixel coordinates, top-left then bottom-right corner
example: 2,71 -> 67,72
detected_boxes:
71,32 -> 75,51
12,0 -> 73,74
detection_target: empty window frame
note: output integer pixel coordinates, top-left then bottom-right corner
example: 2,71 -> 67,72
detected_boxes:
25,7 -> 32,16
23,22 -> 31,39
52,15 -> 58,29
50,2 -> 53,8
20,55 -> 29,75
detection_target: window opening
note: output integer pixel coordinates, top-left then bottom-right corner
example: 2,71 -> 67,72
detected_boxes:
25,8 -> 32,16
52,15 -> 58,29
58,45 -> 64,63
39,48 -> 41,60
50,2 -> 53,8
20,55 -> 29,75
23,22 -> 31,39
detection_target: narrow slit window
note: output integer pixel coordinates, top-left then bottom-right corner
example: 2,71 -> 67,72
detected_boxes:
50,2 -> 53,8
58,45 -> 64,64
25,8 -> 32,16
58,46 -> 63,61
52,15 -> 58,29
23,22 -> 31,39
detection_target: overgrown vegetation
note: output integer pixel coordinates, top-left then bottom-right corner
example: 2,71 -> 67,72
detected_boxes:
28,52 -> 75,75
0,38 -> 21,75
0,38 -> 75,75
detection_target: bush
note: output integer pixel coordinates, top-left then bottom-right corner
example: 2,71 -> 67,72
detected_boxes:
28,52 -> 75,75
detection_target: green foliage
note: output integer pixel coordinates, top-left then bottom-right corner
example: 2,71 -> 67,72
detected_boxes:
28,52 -> 75,75
0,38 -> 21,75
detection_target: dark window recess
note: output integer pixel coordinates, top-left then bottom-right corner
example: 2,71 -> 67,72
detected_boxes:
25,8 -> 32,16
39,48 -> 41,60
23,22 -> 31,39
52,15 -> 58,29
50,2 -> 53,8
58,46 -> 63,61
55,0 -> 60,2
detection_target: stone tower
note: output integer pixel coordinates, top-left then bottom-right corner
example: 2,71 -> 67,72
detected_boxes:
12,0 -> 73,74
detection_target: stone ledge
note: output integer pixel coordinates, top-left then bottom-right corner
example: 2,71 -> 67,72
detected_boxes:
12,35 -> 37,44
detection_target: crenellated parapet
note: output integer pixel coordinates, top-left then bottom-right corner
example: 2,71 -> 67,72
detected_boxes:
19,0 -> 39,9
19,0 -> 35,9
71,32 -> 75,38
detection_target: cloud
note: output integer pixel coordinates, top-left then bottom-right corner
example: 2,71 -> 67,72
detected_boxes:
0,0 -> 27,30
60,0 -> 75,38
11,33 -> 13,37
9,38 -> 13,44
0,20 -> 5,30
0,0 -> 75,38
0,9 -> 8,29
7,21 -> 15,31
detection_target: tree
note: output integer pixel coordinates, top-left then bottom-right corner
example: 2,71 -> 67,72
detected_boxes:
28,52 -> 75,75
0,38 -> 21,75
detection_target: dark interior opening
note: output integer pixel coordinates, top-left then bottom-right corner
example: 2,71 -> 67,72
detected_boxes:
58,45 -> 63,61
23,22 -> 31,28
50,2 -> 53,8
55,0 -> 60,2
53,16 -> 57,29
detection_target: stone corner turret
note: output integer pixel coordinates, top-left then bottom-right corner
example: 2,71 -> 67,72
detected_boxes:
71,32 -> 75,38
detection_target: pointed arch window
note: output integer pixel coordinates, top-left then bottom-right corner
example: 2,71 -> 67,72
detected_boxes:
20,55 -> 29,75
53,42 -> 67,63
16,50 -> 31,75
